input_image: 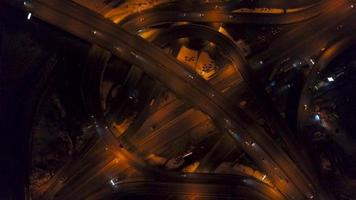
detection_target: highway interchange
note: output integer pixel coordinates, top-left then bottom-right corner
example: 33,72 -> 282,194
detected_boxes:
4,0 -> 356,199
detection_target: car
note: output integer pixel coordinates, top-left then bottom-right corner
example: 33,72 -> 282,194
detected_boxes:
109,177 -> 120,188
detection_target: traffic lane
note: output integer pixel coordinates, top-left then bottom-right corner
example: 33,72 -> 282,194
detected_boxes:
39,138 -> 109,198
197,134 -> 240,172
126,98 -> 190,142
48,148 -> 115,198
119,5 -> 322,33
251,0 -> 353,76
245,0 -> 322,9
135,108 -> 212,155
55,153 -> 128,195
110,177 -> 286,200
56,158 -> 132,200
191,0 -> 322,11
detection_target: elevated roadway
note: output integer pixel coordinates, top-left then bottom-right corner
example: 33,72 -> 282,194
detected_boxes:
4,0 -> 328,199
107,176 -> 286,200
118,2 -> 324,33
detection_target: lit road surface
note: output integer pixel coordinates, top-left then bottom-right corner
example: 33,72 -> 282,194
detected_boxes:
14,0 -> 316,198
118,1 -> 324,32
117,5 -> 347,183
129,22 -> 320,193
250,0 -> 356,78
7,0 -> 351,199
103,176 -> 287,200
123,51 -> 242,156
